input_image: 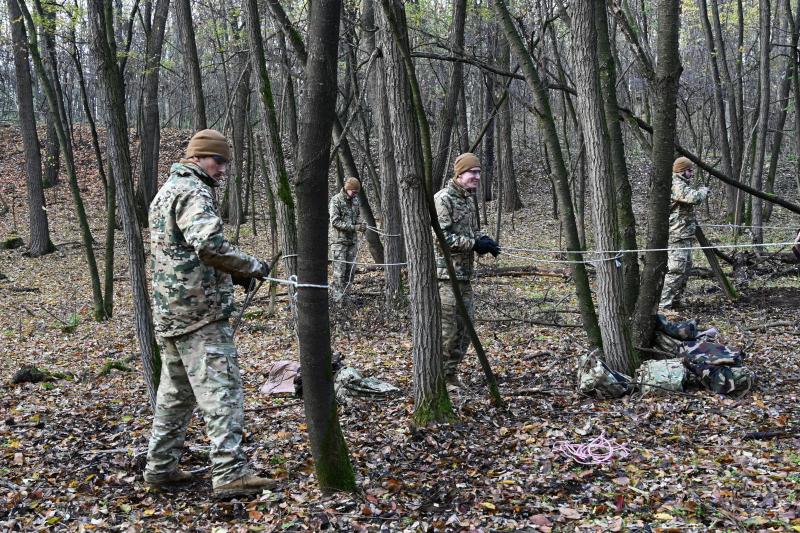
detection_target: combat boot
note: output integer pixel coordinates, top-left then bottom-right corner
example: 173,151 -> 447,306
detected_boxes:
213,474 -> 276,499
144,469 -> 194,490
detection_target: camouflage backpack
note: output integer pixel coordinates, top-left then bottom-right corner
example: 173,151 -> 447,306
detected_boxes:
635,359 -> 687,395
577,350 -> 632,399
683,341 -> 754,396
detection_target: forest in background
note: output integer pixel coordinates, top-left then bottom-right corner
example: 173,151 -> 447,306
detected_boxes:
1,0 -> 800,530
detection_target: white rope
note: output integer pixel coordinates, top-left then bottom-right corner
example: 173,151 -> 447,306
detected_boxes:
501,250 -> 624,265
504,240 -> 798,256
264,274 -> 328,289
366,225 -> 401,237
704,223 -> 799,231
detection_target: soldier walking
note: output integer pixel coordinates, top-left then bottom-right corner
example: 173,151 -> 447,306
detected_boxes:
660,156 -> 709,309
329,177 -> 365,300
435,153 -> 500,388
145,129 -> 275,498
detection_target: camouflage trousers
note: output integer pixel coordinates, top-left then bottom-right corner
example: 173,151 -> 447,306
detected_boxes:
439,280 -> 474,378
145,320 -> 248,488
660,238 -> 694,308
331,243 -> 356,299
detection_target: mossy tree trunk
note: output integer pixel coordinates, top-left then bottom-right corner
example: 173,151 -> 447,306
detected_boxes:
293,0 -> 356,493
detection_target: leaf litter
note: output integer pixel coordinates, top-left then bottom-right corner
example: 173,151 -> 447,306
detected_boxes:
0,126 -> 799,531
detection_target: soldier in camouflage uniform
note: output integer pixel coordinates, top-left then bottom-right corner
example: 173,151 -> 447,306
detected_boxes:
145,129 -> 274,499
660,157 -> 709,309
435,153 -> 500,387
329,177 -> 365,300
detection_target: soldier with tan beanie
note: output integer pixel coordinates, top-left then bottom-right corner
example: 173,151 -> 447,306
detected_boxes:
145,129 -> 275,498
329,177 -> 365,300
435,153 -> 500,388
660,156 -> 709,309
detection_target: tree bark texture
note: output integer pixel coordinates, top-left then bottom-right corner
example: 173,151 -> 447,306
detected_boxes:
596,1 -> 638,315
87,0 -> 160,409
294,0 -> 356,493
247,0 -> 298,277
175,0 -> 207,130
378,0 -> 454,425
37,0 -> 60,188
137,0 -> 170,224
7,0 -> 53,257
430,0 -> 466,191
631,0 -> 682,350
751,0 -> 771,244
497,38 -> 522,213
571,0 -> 637,375
362,0 -> 404,310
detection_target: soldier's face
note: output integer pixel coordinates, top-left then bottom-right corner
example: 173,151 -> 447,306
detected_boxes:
346,189 -> 359,198
456,167 -> 481,190
198,156 -> 228,179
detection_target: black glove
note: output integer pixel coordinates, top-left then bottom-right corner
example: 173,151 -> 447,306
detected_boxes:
231,275 -> 253,290
473,235 -> 501,257
257,261 -> 270,280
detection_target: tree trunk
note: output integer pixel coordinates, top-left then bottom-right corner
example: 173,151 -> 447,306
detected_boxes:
136,0 -> 170,226
497,38 -> 522,213
493,0 -> 602,349
708,0 -> 743,218
571,0 -> 637,375
277,29 -> 298,148
751,0 -> 771,244
229,60 -> 250,242
631,0 -> 683,350
294,0 -> 356,493
596,0 -> 638,315
87,0 -> 160,410
764,2 -> 795,221
175,0 -> 207,130
430,0 -> 466,191
247,0 -> 298,277
362,0 -> 404,310
378,0 -> 455,425
20,0 -> 105,320
7,0 -> 53,257
37,0 -> 59,188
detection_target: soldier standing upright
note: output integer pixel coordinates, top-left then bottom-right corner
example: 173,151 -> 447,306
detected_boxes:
660,156 -> 709,309
435,153 -> 500,388
145,129 -> 274,499
329,177 -> 365,300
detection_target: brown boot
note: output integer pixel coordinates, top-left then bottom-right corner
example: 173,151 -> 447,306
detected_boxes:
213,474 -> 276,499
144,469 -> 194,490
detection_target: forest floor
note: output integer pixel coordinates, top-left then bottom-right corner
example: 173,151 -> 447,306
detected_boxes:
1,125 -> 799,532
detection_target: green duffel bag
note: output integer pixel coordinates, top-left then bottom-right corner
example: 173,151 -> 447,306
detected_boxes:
635,358 -> 686,395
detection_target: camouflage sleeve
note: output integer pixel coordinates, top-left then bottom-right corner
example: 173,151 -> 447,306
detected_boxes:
671,178 -> 708,205
175,188 -> 263,277
329,196 -> 354,233
435,194 -> 475,252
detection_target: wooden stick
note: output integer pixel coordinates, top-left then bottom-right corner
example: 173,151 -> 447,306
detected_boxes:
695,227 -> 739,302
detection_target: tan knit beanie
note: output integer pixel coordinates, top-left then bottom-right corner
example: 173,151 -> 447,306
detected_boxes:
672,156 -> 693,174
186,129 -> 232,161
453,152 -> 481,179
344,177 -> 361,191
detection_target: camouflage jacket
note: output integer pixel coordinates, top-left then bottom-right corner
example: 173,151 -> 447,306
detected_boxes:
149,162 -> 264,337
434,179 -> 485,281
329,189 -> 360,246
669,173 -> 708,241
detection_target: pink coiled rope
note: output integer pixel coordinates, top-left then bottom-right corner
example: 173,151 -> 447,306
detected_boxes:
554,433 -> 629,465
